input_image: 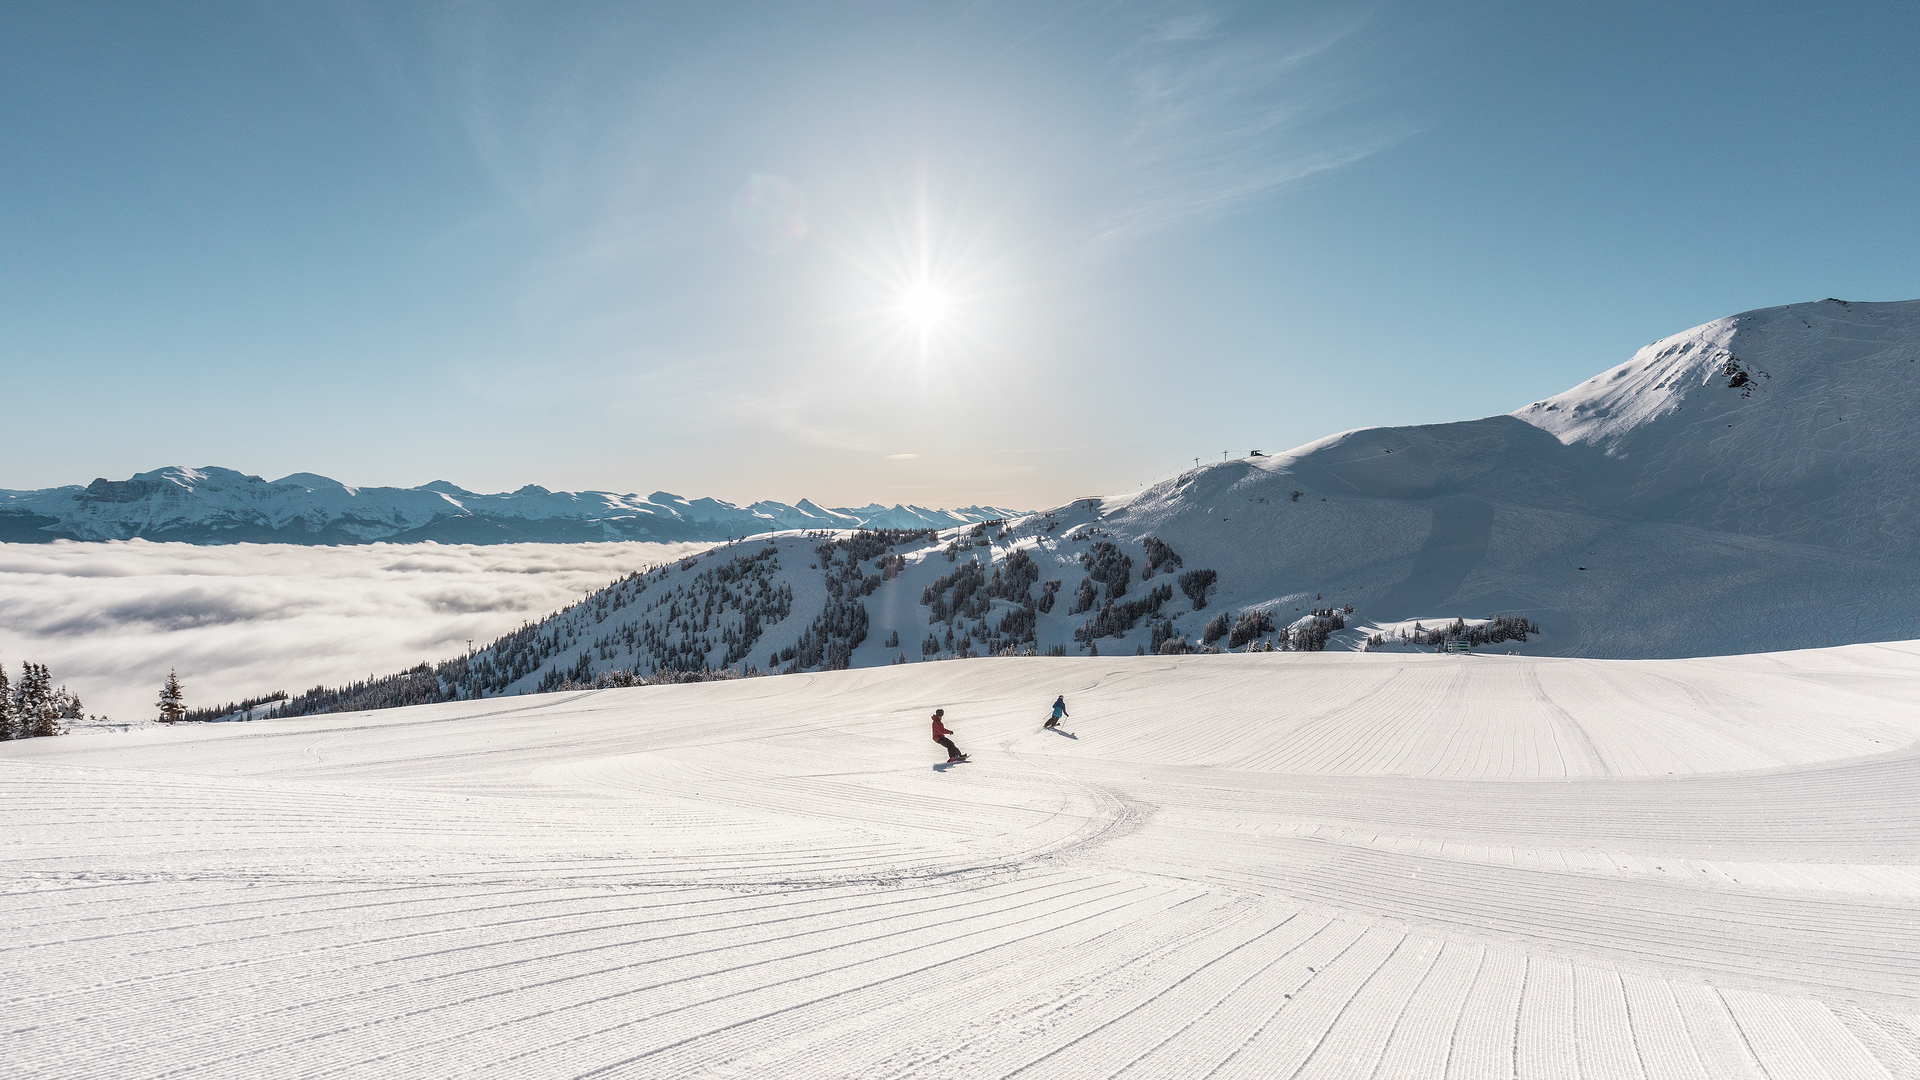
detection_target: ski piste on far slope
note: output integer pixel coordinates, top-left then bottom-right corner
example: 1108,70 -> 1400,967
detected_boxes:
346,295 -> 1920,706
0,470 -> 1023,545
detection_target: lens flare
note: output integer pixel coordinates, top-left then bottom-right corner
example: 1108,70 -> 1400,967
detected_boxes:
816,165 -> 1014,382
900,283 -> 950,329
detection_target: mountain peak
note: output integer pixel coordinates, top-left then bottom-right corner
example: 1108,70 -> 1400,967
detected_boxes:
1517,298 -> 1920,449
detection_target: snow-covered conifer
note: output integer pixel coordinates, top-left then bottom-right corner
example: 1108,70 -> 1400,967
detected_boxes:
14,663 -> 52,738
1177,569 -> 1218,609
1141,536 -> 1182,578
41,686 -> 82,737
157,669 -> 187,724
1069,577 -> 1096,615
1228,609 -> 1277,648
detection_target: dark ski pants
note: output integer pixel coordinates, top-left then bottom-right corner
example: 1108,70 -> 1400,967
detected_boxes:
936,736 -> 962,759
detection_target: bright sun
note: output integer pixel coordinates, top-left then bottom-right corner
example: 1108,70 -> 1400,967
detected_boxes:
900,283 -> 950,329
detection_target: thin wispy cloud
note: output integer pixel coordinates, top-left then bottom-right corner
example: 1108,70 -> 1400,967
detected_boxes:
0,540 -> 708,723
1096,4 -> 1412,245
219,2 -> 1429,507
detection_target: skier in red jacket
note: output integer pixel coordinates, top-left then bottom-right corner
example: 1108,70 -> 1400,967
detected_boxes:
931,708 -> 967,763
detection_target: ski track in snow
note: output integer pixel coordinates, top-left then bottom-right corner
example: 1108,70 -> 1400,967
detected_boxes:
5,647 -> 1920,1078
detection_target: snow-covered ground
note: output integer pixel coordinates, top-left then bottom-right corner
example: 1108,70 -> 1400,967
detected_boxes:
7,645 -> 1920,1077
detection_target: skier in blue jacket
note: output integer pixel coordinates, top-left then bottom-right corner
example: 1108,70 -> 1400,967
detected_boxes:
1043,695 -> 1069,730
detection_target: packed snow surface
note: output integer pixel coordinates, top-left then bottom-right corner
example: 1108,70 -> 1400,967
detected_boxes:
7,646 -> 1920,1077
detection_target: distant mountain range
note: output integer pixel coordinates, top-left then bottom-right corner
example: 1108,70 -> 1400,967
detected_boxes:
0,468 -> 1023,545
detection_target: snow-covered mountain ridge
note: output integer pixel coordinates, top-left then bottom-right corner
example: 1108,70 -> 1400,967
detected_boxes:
1220,297 -> 1920,555
0,468 -> 1022,545
1106,296 -> 1920,655
387,296 -> 1920,696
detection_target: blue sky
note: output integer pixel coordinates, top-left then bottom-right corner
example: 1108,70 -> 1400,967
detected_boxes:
2,1 -> 1916,507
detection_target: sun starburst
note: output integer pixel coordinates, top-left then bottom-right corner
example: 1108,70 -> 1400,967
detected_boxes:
899,282 -> 951,331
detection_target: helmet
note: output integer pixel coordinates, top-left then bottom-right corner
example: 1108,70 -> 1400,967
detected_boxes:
934,708 -> 944,715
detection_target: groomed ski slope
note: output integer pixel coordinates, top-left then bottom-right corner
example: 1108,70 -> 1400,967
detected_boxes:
6,645 -> 1920,1078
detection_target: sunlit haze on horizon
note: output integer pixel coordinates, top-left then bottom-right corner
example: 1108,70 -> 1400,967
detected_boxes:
2,2 -> 1917,507
0,539 -> 712,721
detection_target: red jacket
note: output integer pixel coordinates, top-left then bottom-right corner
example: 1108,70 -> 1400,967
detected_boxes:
932,716 -> 952,741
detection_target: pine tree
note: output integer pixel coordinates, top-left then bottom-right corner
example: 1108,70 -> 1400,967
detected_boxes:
0,662 -> 79,738
45,686 -> 82,737
1177,569 -> 1218,609
157,669 -> 187,724
14,663 -> 51,738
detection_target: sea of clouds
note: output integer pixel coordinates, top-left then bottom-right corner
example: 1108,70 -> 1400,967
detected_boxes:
0,539 -> 712,726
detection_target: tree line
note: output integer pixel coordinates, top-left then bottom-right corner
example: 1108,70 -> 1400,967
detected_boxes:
0,660 -> 91,739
